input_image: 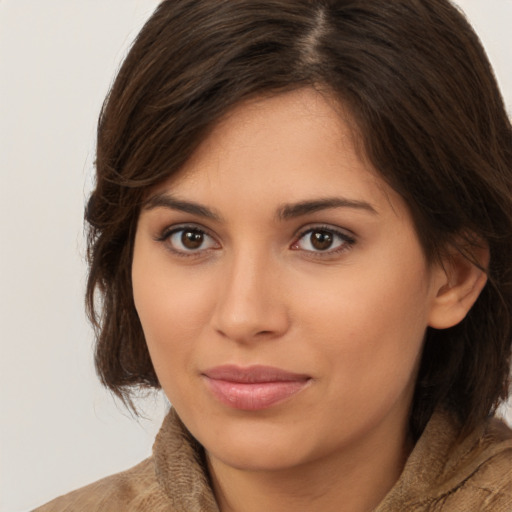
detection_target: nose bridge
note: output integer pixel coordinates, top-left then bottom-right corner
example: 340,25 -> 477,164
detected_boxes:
212,244 -> 288,342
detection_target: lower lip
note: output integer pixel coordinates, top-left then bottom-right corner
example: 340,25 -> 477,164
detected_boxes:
203,377 -> 310,410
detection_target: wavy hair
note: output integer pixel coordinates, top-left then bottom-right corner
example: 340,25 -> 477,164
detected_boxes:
86,0 -> 512,437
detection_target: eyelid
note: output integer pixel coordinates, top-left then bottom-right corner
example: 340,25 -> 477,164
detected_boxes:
291,224 -> 356,254
155,223 -> 221,257
154,222 -> 355,258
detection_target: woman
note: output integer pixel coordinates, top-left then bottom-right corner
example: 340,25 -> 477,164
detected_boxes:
35,0 -> 512,510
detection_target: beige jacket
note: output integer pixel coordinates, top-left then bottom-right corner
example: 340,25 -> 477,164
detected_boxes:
34,408 -> 512,511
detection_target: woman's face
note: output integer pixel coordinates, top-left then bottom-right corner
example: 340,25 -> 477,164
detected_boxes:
132,88 -> 446,473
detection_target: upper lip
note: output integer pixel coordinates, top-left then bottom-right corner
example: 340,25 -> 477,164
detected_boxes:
202,365 -> 311,383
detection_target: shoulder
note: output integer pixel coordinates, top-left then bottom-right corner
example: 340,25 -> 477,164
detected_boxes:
32,457 -> 173,512
421,414 -> 512,511
32,408 -> 218,512
377,412 -> 512,511
448,416 -> 512,510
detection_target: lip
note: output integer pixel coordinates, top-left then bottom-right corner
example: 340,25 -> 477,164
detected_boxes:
201,365 -> 311,410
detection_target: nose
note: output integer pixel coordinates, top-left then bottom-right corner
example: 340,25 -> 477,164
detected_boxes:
211,251 -> 290,343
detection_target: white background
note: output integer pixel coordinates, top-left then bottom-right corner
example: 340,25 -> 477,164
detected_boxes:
1,1 -> 511,511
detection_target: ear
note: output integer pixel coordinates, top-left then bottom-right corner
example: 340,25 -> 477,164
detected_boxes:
428,241 -> 489,330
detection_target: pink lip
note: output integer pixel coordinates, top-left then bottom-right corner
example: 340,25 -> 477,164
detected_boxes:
201,365 -> 311,410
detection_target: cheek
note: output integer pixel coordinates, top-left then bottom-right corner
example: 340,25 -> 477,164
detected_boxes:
131,245 -> 215,378
299,258 -> 430,343
304,290 -> 426,378
296,246 -> 432,402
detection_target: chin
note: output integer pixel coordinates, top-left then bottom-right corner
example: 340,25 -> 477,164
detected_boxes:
207,441 -> 308,473
197,418 -> 324,473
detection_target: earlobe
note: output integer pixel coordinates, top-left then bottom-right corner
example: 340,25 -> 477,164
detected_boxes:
427,243 -> 489,330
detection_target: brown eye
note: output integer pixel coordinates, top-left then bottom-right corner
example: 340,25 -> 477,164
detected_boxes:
292,227 -> 355,254
181,230 -> 204,249
165,227 -> 219,254
310,230 -> 333,250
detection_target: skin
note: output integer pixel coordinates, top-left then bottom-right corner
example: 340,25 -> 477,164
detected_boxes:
131,88 -> 482,512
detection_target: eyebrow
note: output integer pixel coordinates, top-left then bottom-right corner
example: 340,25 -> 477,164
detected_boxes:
143,193 -> 223,221
277,197 -> 378,220
142,193 -> 377,221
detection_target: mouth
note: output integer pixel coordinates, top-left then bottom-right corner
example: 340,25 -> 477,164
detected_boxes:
201,365 -> 312,410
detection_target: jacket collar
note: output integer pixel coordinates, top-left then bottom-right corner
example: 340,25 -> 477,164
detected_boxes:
153,408 -> 219,511
153,407 -> 511,511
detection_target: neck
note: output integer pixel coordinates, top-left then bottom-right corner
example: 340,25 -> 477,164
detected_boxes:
207,417 -> 412,512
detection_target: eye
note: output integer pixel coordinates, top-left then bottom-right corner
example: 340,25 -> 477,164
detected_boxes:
159,226 -> 220,255
291,227 -> 355,254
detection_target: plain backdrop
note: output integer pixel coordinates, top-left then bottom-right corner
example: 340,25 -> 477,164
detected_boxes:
1,1 -> 511,511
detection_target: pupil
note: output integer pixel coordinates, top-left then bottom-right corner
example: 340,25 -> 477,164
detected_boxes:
182,230 -> 203,249
311,231 -> 333,250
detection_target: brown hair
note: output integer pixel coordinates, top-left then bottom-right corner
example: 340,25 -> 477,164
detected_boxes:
86,0 -> 512,437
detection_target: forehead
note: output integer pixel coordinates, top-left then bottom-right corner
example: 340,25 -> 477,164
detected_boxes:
151,88 -> 404,219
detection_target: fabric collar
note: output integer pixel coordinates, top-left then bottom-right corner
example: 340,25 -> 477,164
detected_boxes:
153,407 -> 511,511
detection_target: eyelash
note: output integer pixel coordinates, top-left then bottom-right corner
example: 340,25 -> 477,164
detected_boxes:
155,224 -> 219,258
291,225 -> 356,256
155,224 -> 356,258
